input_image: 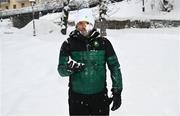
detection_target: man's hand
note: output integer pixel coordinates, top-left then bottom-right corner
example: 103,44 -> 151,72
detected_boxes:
67,59 -> 85,73
111,88 -> 122,111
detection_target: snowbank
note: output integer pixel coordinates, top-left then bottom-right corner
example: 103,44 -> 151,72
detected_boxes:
39,12 -> 62,23
20,19 -> 61,36
69,0 -> 180,21
0,19 -> 19,34
105,0 -> 180,21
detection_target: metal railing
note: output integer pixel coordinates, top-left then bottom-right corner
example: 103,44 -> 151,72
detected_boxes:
0,4 -> 61,18
0,0 -> 100,18
0,0 -> 10,3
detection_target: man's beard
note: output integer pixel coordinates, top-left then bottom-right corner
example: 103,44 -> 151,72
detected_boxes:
80,30 -> 89,37
79,24 -> 93,37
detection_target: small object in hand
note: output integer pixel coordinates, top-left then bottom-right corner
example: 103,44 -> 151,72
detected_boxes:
68,60 -> 85,72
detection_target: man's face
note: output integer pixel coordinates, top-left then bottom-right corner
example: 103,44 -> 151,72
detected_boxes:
76,21 -> 88,32
76,21 -> 93,37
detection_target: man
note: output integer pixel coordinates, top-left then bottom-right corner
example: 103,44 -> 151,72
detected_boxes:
58,8 -> 123,116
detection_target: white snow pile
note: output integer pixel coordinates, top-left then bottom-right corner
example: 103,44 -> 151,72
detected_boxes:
0,19 -> 19,34
104,0 -> 180,21
21,19 -> 61,35
39,12 -> 62,23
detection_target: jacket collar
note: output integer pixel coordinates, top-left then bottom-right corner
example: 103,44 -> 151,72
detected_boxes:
69,29 -> 100,42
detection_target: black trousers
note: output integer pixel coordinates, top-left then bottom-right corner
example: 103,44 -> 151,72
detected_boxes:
68,89 -> 111,116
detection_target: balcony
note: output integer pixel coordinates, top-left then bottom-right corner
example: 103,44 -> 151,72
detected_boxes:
16,0 -> 29,2
0,0 -> 10,5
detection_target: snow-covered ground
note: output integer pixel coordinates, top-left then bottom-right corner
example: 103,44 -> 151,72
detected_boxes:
1,0 -> 180,115
1,13 -> 180,116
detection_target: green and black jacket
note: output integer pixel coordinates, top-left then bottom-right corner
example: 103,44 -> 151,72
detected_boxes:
58,29 -> 123,95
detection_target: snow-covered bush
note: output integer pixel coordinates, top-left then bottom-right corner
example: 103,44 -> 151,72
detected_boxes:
160,0 -> 174,12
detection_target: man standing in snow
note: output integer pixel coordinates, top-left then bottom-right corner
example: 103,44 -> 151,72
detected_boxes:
58,8 -> 123,115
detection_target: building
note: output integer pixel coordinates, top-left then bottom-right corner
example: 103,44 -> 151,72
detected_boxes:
0,0 -> 44,11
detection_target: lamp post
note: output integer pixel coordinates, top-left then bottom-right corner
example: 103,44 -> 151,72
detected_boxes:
142,0 -> 145,12
99,0 -> 107,37
29,0 -> 36,36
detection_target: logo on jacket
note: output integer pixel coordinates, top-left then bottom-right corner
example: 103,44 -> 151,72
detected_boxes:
93,41 -> 99,48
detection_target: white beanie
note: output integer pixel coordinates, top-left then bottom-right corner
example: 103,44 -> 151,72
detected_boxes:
75,8 -> 95,27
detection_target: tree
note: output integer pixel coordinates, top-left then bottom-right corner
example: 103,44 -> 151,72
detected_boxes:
60,0 -> 70,35
99,0 -> 108,37
161,0 -> 173,12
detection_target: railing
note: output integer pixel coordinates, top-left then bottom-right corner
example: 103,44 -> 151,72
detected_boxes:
0,0 -> 10,3
0,4 -> 61,18
0,0 -> 100,18
15,0 -> 29,2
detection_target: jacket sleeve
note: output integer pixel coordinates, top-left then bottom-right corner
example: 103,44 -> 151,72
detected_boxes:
104,38 -> 123,90
57,40 -> 73,77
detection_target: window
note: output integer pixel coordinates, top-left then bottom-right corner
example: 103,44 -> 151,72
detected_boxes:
21,3 -> 25,8
13,5 -> 16,9
0,0 -> 10,3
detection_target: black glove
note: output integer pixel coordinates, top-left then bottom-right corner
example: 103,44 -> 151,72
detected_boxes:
111,88 -> 122,111
67,59 -> 85,73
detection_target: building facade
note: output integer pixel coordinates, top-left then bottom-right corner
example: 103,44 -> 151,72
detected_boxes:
0,0 -> 44,11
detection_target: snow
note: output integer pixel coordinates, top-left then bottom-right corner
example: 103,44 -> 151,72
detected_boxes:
1,16 -> 180,116
21,19 -> 61,36
106,28 -> 180,116
104,0 -> 180,21
69,0 -> 180,21
1,0 -> 180,116
14,0 -> 179,25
